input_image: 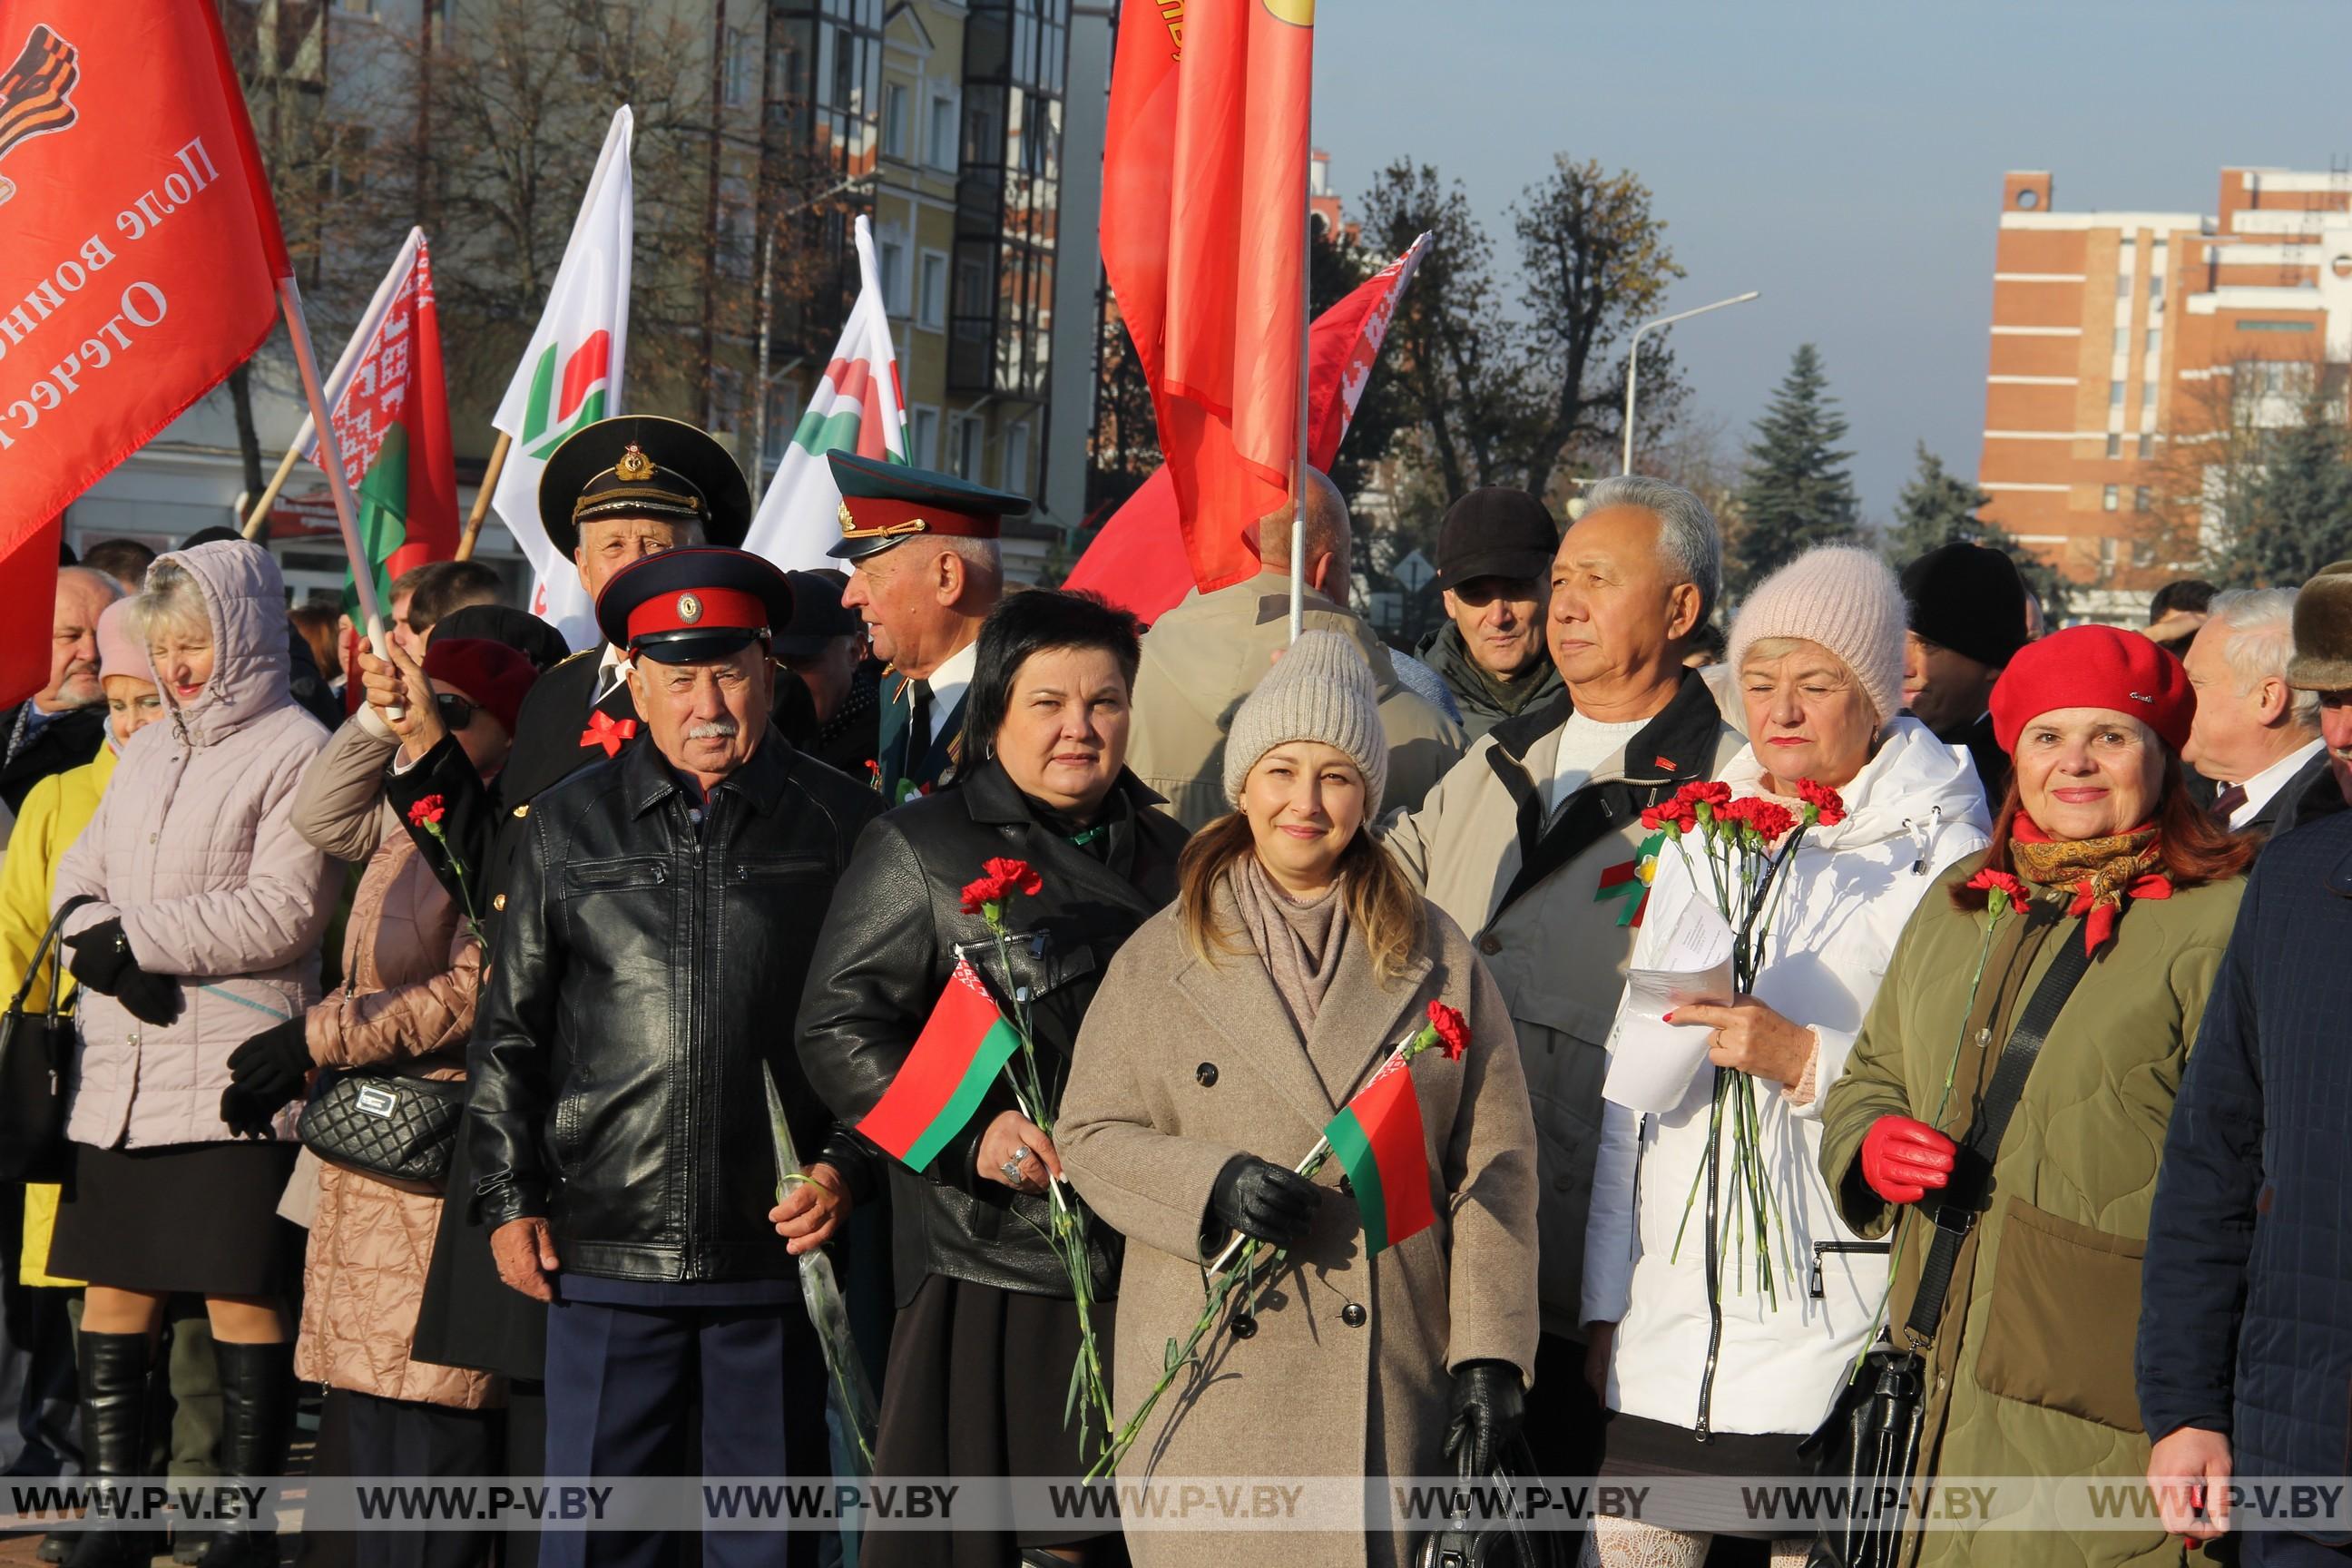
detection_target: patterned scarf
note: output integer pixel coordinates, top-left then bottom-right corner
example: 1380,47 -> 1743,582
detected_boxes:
2008,816 -> 2171,953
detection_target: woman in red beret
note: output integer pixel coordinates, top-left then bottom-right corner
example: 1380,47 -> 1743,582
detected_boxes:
1815,625 -> 2254,1568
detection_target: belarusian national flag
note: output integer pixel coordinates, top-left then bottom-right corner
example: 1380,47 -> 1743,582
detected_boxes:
488,105 -> 632,650
858,956 -> 1020,1171
742,213 -> 907,572
1321,1054 -> 1436,1257
295,228 -> 456,621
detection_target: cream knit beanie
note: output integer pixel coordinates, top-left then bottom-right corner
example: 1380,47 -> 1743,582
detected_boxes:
1221,629 -> 1388,816
1727,545 -> 1907,726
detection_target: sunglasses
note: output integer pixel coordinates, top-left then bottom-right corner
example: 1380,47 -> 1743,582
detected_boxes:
433,693 -> 479,732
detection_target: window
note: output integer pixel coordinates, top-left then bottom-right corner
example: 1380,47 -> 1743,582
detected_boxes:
883,83 -> 910,160
708,366 -> 744,437
2145,328 -> 2160,356
2150,292 -> 2165,315
917,251 -> 947,331
2132,537 -> 2157,570
2016,188 -> 2040,210
2138,434 -> 2155,459
2116,272 -> 2132,299
2113,328 -> 2127,352
2134,486 -> 2151,513
723,26 -> 756,108
877,233 -> 909,317
910,407 -> 940,468
2239,319 -> 2316,332
929,93 -> 959,170
949,414 -> 985,482
2105,434 -> 2122,459
2111,383 -> 2125,407
2102,485 -> 2120,512
1003,421 -> 1032,494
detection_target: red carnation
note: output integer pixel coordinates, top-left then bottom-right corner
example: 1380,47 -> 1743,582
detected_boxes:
1726,797 -> 1798,843
1966,867 -> 2029,916
1678,780 -> 1732,809
1640,800 -> 1696,835
407,795 -> 446,828
1426,1000 -> 1471,1062
1796,779 -> 1847,827
959,857 -> 1044,915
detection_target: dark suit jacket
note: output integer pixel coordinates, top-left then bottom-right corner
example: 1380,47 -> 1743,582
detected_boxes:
875,669 -> 966,804
2245,746 -> 2339,844
0,701 -> 104,817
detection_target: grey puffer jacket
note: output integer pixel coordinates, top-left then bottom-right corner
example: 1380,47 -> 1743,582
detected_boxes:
54,541 -> 338,1149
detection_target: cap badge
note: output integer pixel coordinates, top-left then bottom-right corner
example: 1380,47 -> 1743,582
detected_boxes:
676,592 -> 704,623
838,500 -> 856,535
614,444 -> 656,483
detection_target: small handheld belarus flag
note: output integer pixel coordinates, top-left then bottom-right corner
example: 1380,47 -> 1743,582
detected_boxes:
1321,1053 -> 1437,1258
858,956 -> 1022,1171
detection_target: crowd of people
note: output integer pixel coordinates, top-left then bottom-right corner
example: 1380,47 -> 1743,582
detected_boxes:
0,407 -> 2345,1568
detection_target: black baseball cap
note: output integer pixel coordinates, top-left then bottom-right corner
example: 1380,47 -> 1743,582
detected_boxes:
1434,488 -> 1558,591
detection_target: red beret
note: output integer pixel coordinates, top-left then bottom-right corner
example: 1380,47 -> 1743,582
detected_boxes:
1989,624 -> 2193,756
423,638 -> 540,737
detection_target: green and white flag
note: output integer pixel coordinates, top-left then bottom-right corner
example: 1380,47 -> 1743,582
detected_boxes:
489,105 -> 632,649
743,213 -> 908,571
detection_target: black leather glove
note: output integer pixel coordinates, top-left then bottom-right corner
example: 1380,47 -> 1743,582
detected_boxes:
1445,1359 -> 1526,1475
64,918 -> 180,1025
1208,1153 -> 1320,1250
219,1019 -> 312,1138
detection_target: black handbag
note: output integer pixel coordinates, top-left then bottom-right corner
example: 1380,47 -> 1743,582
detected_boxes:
1800,916 -> 2092,1568
297,1067 -> 466,1194
0,896 -> 93,1182
1409,1436 -> 1573,1568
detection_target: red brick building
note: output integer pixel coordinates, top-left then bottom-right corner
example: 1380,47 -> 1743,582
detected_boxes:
1980,167 -> 2352,616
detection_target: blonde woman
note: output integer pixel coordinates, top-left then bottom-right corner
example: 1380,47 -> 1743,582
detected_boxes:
1061,631 -> 1539,1568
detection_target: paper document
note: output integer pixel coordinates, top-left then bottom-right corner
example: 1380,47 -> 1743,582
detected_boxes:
1603,897 -> 1735,1112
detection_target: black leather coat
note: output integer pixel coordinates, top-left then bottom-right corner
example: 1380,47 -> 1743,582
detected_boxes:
468,729 -> 882,1283
796,759 -> 1188,1303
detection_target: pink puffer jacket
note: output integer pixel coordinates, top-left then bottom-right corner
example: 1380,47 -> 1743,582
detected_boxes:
54,541 -> 338,1149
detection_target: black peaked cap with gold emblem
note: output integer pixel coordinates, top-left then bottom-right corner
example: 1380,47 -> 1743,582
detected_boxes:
593,546 -> 795,666
540,415 -> 754,557
825,450 -> 1032,562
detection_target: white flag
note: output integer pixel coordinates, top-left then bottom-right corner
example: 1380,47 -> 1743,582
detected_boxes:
742,214 -> 908,571
489,106 -> 634,651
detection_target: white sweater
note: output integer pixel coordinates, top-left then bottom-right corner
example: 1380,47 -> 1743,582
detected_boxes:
1583,719 -> 1992,1436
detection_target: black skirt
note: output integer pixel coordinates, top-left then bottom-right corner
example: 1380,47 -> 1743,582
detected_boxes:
862,1271 -> 1124,1568
1598,1410 -> 1812,1541
49,1140 -> 299,1297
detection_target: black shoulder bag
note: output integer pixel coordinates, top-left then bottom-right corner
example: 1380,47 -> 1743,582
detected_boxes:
0,895 -> 94,1182
1800,916 -> 2093,1568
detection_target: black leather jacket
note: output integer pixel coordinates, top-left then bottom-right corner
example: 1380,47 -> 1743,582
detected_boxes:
796,760 -> 1188,1302
468,730 -> 882,1283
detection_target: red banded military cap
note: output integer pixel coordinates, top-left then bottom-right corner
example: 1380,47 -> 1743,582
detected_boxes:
593,547 -> 795,665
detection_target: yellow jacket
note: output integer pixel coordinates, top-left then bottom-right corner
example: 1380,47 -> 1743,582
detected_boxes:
0,746 -> 113,1288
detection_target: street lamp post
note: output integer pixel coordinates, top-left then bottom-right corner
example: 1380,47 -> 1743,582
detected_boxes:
1622,290 -> 1761,475
751,173 -> 876,476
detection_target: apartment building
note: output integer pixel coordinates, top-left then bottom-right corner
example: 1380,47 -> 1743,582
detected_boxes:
1981,166 -> 2352,617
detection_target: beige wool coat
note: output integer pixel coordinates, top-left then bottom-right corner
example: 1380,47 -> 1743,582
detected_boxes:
1060,876 -> 1540,1568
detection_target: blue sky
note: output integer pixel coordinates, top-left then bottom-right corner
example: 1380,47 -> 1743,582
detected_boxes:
1311,0 -> 2352,518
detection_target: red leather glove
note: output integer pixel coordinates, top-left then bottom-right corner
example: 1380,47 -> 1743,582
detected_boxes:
1860,1116 -> 1956,1205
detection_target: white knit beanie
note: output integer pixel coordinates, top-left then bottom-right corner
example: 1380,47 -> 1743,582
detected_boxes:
1727,545 -> 1907,726
1221,629 -> 1388,816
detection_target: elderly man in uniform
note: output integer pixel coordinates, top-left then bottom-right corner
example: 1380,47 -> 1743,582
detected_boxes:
828,451 -> 1021,802
467,544 -> 880,1568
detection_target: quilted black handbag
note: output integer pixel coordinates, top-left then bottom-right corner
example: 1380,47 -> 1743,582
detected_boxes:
298,1067 -> 466,1193
0,896 -> 93,1182
1799,917 -> 2092,1568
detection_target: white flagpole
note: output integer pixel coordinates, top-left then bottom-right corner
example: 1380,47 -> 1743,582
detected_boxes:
1289,175 -> 1310,643
276,272 -> 403,718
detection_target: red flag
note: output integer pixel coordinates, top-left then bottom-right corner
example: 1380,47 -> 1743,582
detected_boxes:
1100,0 -> 1314,597
0,0 -> 289,704
1067,235 -> 1430,623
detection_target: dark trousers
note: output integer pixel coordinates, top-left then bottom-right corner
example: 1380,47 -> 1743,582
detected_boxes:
540,1298 -> 821,1568
1524,1330 -> 1608,1484
2247,1535 -> 2352,1567
348,1391 -> 497,1568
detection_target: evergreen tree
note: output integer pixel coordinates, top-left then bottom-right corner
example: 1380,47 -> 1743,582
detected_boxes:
2225,390 -> 2352,587
1882,443 -> 2071,621
1731,344 -> 1858,593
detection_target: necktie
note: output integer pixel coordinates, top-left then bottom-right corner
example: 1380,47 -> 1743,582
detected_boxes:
908,679 -> 933,757
2210,783 -> 2249,824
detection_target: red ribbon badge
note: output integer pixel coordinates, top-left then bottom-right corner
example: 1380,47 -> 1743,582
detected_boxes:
581,711 -> 638,758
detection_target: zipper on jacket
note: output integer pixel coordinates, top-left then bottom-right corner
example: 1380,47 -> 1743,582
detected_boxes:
682,793 -> 710,1280
1808,1240 -> 1892,1299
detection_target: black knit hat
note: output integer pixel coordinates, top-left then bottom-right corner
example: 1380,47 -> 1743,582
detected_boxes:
1900,542 -> 2030,671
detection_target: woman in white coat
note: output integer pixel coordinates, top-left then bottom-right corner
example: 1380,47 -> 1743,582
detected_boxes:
1579,547 -> 1993,1568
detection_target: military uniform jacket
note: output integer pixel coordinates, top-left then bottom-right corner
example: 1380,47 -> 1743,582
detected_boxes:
873,670 -> 965,804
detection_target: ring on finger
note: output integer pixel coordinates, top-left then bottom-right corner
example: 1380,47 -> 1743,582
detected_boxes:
999,1156 -> 1029,1185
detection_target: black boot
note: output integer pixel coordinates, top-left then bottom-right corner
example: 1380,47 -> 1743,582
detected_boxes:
191,1343 -> 292,1568
65,1331 -> 162,1568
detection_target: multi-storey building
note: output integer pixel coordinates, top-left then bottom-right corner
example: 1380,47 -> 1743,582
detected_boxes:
66,0 -> 1112,593
1980,166 -> 2352,617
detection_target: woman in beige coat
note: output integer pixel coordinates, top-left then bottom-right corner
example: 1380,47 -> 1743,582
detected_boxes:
1061,631 -> 1539,1568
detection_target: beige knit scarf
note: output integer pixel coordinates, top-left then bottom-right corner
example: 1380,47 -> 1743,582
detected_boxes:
1233,857 -> 1349,1036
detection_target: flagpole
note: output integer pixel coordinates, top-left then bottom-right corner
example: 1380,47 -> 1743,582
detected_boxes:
1289,178 -> 1310,643
453,432 -> 513,561
239,446 -> 301,540
277,273 -> 403,720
